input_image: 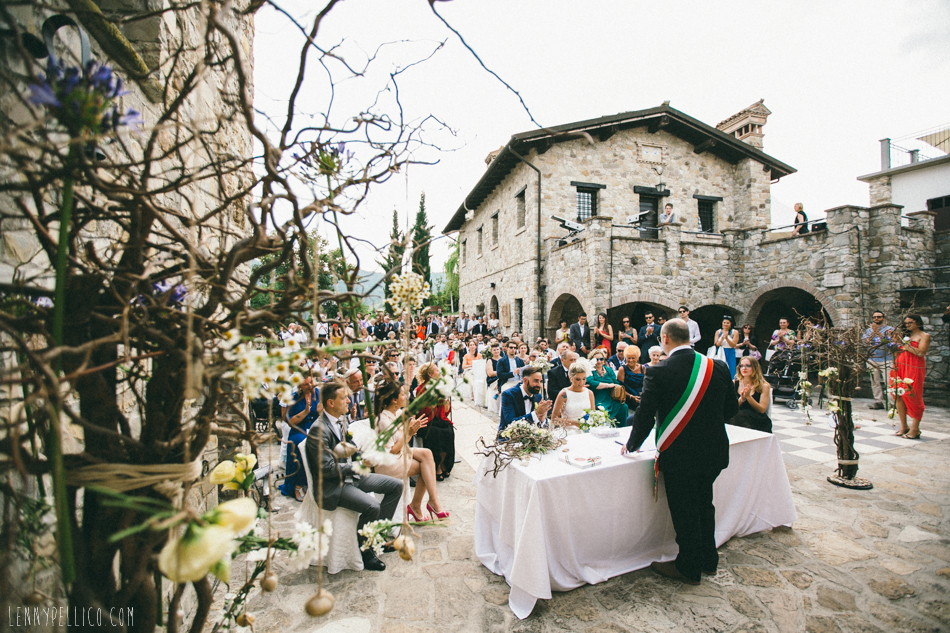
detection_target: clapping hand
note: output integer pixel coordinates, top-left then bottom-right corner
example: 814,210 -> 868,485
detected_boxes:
738,384 -> 752,401
536,399 -> 553,419
409,415 -> 427,435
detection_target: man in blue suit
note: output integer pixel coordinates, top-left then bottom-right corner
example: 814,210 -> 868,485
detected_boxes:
498,367 -> 552,437
495,340 -> 525,395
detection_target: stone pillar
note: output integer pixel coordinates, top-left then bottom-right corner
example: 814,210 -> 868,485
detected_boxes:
732,158 -> 771,228
586,216 -> 612,315
863,204 -> 903,321
866,175 -> 892,206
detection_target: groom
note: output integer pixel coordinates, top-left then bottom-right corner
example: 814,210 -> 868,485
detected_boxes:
624,318 -> 736,584
497,367 -> 552,437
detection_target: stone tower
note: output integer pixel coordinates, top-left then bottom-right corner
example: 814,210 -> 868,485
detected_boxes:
717,99 -> 772,149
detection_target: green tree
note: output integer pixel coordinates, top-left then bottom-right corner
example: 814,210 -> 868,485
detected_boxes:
250,231 -> 351,319
443,239 -> 460,309
411,192 -> 433,299
379,208 -> 405,315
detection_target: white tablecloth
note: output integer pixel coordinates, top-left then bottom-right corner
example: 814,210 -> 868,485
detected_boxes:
473,425 -> 797,618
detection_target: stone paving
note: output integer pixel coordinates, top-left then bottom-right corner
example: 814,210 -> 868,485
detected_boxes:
231,397 -> 950,633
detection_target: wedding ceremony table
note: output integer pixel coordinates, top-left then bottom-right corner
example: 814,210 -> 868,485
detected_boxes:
473,425 -> 797,618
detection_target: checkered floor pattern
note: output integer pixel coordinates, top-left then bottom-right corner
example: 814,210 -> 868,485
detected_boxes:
769,402 -> 949,467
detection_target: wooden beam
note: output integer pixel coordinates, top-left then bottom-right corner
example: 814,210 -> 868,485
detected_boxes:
597,125 -> 618,143
693,138 -> 717,154
537,139 -> 554,155
648,115 -> 670,134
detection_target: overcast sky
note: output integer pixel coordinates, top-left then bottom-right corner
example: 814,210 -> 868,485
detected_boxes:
254,0 -> 950,274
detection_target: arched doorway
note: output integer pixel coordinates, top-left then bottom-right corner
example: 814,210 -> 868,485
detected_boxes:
747,287 -> 834,345
547,293 -> 586,340
690,305 -> 743,353
606,301 -> 675,351
489,295 -> 499,322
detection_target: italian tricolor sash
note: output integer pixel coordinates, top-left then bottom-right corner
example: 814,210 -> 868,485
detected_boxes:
653,352 -> 714,500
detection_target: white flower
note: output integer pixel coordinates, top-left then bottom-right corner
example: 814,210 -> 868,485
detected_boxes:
903,378 -> 914,385
352,461 -> 371,476
798,371 -> 809,380
897,387 -> 906,396
245,549 -> 268,562
222,329 -> 242,348
361,448 -> 399,468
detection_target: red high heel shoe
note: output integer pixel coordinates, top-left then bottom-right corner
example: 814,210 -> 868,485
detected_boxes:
426,503 -> 450,520
406,504 -> 428,522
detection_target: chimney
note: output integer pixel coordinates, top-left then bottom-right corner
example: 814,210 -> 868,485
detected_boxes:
484,145 -> 504,167
716,99 -> 771,149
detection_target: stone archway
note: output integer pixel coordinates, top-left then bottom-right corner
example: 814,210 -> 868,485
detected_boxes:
547,292 -> 587,340
690,304 -> 744,353
489,295 -> 499,321
744,281 -> 839,343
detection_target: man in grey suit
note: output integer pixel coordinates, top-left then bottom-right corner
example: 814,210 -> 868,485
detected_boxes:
305,381 -> 402,571
569,313 -> 592,356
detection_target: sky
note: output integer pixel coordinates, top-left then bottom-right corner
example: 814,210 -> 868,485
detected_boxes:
253,0 -> 950,274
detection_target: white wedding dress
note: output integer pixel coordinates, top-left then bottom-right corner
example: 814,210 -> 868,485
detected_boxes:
561,388 -> 592,421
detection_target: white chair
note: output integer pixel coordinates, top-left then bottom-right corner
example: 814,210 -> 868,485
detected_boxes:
296,439 -> 363,574
472,359 -> 487,406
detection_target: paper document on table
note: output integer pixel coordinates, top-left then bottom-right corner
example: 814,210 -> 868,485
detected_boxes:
561,453 -> 602,469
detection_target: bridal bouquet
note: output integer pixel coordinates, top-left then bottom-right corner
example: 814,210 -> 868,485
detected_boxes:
480,346 -> 493,360
580,406 -> 615,432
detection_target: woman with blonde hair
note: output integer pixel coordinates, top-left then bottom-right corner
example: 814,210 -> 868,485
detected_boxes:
551,362 -> 595,427
586,347 -> 629,425
728,356 -> 772,433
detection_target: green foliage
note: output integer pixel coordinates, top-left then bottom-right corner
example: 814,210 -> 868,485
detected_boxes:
410,192 -> 433,301
250,231 -> 348,319
379,209 -> 406,316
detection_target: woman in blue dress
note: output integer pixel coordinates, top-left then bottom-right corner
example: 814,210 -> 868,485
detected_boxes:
585,348 -> 629,426
616,345 -> 645,413
280,376 -> 320,501
714,317 -> 739,378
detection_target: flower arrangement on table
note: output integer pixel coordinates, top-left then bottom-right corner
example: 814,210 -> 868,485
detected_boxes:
579,406 -> 616,432
475,420 -> 566,477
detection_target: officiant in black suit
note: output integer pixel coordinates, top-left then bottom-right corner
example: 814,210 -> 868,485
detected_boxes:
569,313 -> 592,356
306,381 -> 402,571
624,318 -> 737,585
497,367 -> 552,436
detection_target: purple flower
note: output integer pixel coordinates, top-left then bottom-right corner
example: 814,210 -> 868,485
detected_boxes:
35,296 -> 54,308
28,81 -> 61,107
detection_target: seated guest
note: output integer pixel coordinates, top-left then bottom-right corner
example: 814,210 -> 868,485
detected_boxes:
496,340 -> 526,396
729,357 -> 772,433
551,362 -> 595,428
305,381 -> 402,571
433,334 -> 450,361
484,342 -> 503,413
586,348 -> 629,426
373,376 -> 449,520
517,341 -> 530,364
550,341 -> 570,370
547,349 -> 576,403
498,367 -> 552,436
281,376 -> 320,501
341,367 -> 366,419
415,362 -> 456,480
646,345 -> 664,367
616,344 -> 645,410
607,341 -> 628,371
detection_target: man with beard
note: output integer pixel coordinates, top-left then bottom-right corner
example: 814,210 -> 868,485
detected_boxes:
498,366 -> 552,437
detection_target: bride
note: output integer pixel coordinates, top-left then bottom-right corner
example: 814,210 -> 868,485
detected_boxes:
551,362 -> 595,428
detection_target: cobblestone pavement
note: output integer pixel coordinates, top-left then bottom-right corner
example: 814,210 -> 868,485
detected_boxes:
232,397 -> 950,633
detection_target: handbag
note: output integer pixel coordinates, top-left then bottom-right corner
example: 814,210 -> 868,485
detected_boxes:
749,350 -> 762,361
611,384 -> 626,402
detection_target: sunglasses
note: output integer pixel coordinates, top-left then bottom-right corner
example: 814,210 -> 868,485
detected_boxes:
739,364 -> 753,369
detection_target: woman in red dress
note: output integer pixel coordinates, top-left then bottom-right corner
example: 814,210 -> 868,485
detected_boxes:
892,314 -> 930,439
414,362 -> 456,480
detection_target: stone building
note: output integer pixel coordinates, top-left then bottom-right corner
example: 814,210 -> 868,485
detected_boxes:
444,103 -> 946,400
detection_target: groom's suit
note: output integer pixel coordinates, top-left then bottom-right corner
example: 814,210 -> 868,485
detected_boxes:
498,384 -> 543,436
625,346 -> 737,581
